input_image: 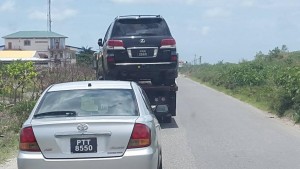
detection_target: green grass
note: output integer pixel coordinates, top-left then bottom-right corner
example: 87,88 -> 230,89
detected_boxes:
0,101 -> 35,164
0,108 -> 19,164
189,76 -> 274,114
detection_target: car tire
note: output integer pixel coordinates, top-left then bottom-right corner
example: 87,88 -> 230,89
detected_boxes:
158,148 -> 162,169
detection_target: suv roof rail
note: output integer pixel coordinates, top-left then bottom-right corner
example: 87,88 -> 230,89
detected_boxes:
116,15 -> 162,19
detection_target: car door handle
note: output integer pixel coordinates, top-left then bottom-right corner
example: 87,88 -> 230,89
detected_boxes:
155,124 -> 160,128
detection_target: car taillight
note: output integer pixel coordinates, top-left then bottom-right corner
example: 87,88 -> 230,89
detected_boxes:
20,126 -> 40,152
108,40 -> 124,48
127,123 -> 151,149
171,55 -> 177,61
161,38 -> 176,48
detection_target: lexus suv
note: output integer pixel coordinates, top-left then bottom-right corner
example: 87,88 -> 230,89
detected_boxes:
98,15 -> 178,85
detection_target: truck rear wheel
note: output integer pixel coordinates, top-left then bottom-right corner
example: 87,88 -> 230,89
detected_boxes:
169,92 -> 176,116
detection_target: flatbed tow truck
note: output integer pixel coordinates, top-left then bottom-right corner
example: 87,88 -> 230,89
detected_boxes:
94,54 -> 178,123
138,81 -> 177,123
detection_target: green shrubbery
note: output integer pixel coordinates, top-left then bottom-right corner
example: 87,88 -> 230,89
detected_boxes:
181,47 -> 300,122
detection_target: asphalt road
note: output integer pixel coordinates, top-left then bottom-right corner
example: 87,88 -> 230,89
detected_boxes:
2,76 -> 300,169
161,76 -> 300,169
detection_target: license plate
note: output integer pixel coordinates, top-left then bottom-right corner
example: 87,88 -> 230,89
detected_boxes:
138,50 -> 148,57
70,138 -> 97,153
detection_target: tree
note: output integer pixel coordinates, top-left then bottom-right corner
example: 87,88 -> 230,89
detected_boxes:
5,61 -> 37,103
255,51 -> 265,60
76,46 -> 95,66
281,45 -> 288,53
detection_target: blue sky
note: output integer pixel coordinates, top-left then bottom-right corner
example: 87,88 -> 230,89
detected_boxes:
1,0 -> 300,63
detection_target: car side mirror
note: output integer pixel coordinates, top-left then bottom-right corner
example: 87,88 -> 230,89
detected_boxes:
98,38 -> 103,47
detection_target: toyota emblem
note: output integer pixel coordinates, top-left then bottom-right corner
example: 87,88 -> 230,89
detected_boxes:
139,39 -> 146,43
77,123 -> 88,132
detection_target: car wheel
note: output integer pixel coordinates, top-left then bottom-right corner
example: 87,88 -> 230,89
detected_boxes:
158,149 -> 162,169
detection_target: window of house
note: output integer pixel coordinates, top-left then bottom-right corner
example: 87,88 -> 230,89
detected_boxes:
24,40 -> 31,46
8,42 -> 12,49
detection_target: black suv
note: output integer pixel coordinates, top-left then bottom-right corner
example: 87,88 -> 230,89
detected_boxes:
98,15 -> 178,85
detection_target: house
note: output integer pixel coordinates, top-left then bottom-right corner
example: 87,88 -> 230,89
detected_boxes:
2,31 -> 76,67
0,50 -> 49,66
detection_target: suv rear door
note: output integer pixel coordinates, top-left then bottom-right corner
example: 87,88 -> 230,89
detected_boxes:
108,17 -> 176,63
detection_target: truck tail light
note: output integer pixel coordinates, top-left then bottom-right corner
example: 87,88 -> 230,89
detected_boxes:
20,126 -> 40,152
171,55 -> 178,62
127,123 -> 151,149
161,39 -> 176,48
108,40 -> 124,48
107,56 -> 115,63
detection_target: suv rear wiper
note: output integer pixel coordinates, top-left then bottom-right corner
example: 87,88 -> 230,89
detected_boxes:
34,111 -> 77,118
139,33 -> 156,36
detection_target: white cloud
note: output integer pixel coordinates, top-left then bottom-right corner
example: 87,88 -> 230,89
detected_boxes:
203,7 -> 231,18
29,8 -> 77,22
29,11 -> 47,20
110,0 -> 197,4
241,0 -> 255,7
0,0 -> 15,12
52,9 -> 77,21
187,25 -> 210,36
200,26 -> 210,35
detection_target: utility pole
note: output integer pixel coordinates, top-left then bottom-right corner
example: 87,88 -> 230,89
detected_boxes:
199,56 -> 202,65
194,54 -> 196,65
47,0 -> 52,32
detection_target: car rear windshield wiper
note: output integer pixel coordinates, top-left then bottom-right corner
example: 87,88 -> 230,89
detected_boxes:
34,111 -> 77,118
139,33 -> 157,36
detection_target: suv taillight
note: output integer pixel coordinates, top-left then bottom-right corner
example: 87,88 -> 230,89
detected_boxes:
127,123 -> 151,149
108,40 -> 124,48
161,38 -> 176,48
20,126 -> 40,152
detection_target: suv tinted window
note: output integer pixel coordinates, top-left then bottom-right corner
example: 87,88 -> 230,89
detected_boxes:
35,89 -> 138,117
112,18 -> 171,37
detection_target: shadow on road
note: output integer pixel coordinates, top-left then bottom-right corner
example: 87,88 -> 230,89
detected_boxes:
160,118 -> 179,129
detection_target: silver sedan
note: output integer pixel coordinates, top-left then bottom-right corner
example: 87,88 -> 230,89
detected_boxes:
18,81 -> 162,169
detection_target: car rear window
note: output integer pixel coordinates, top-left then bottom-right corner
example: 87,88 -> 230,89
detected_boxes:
112,18 -> 171,37
35,89 -> 138,117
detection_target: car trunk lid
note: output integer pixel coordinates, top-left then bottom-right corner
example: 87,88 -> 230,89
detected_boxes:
31,116 -> 138,159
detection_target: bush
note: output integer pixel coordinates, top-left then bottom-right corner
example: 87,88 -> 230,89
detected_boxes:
9,101 -> 36,132
180,48 -> 300,122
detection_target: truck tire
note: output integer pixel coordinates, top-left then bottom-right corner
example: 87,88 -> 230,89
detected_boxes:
169,92 -> 176,116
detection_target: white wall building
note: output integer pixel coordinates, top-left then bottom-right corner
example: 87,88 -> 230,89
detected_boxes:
2,31 -> 76,67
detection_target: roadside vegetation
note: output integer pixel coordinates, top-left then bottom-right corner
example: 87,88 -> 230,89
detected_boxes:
180,45 -> 300,122
0,47 -> 96,163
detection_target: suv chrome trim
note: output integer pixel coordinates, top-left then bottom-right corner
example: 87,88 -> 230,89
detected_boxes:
115,62 -> 173,66
160,45 -> 176,49
116,15 -> 161,19
127,47 -> 158,58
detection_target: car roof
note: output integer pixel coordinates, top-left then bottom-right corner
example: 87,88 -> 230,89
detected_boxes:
48,81 -> 133,92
